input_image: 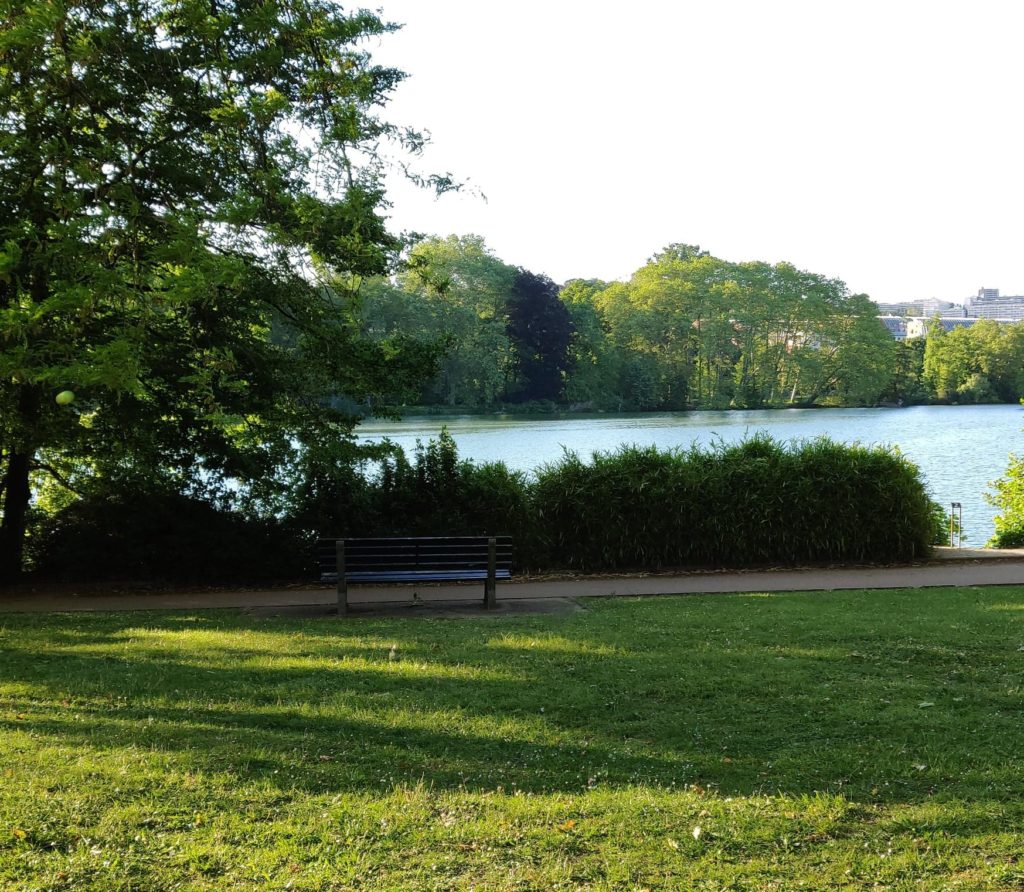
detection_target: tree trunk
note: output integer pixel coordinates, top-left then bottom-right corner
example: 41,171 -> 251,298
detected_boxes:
0,450 -> 32,584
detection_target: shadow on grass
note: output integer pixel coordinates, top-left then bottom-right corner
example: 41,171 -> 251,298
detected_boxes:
1,588 -> 1022,808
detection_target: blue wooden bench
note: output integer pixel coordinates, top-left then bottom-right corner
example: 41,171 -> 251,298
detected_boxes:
317,536 -> 513,613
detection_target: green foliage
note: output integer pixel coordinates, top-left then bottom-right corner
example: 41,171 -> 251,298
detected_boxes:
0,0 -> 447,579
27,488 -> 305,583
359,237 -> 579,408
28,430 -> 939,583
355,237 -> 1024,416
532,436 -> 938,570
504,269 -> 574,403
923,319 -> 1024,404
986,453 -> 1024,547
356,244 -> 913,414
559,279 -> 621,408
585,254 -> 902,411
313,429 -> 533,551
882,337 -> 929,404
353,237 -> 1024,417
284,432 -> 937,576
359,235 -> 517,408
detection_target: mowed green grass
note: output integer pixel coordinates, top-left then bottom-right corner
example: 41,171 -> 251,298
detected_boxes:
1,588 -> 1023,891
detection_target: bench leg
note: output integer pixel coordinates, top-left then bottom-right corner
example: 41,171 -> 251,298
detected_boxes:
484,537 -> 497,609
336,539 -> 348,615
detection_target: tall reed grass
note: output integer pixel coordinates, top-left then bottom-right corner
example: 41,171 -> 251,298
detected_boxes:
347,431 -> 939,571
30,431 -> 942,582
532,435 -> 937,570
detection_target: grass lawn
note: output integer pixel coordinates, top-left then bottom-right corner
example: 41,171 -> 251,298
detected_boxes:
1,587 -> 1023,890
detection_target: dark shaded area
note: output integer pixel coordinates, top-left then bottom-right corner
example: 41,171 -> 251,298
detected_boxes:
505,269 -> 574,403
27,491 -> 307,584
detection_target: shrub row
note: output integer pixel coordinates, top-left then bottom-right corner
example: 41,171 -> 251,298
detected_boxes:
29,432 -> 942,582
27,491 -> 308,584
532,436 -> 939,570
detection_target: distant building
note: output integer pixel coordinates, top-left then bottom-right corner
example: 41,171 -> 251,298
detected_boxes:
874,298 -> 955,317
874,301 -> 909,315
921,298 -> 956,316
964,287 -> 1024,321
875,286 -> 1024,337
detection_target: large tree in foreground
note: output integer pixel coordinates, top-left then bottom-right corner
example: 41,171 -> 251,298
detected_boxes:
0,0 -> 445,580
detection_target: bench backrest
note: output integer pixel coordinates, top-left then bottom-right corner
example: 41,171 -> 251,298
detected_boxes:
317,536 -> 513,580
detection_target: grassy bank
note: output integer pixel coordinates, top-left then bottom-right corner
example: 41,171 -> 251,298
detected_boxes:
2,587 -> 1022,889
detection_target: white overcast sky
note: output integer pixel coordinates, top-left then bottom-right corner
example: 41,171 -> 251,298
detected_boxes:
370,1 -> 1024,304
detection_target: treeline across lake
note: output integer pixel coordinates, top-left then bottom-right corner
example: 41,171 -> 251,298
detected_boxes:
357,236 -> 1024,411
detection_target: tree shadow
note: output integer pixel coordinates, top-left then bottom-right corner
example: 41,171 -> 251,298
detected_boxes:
2,591 -> 1022,816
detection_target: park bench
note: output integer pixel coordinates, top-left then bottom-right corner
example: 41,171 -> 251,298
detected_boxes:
317,536 -> 513,613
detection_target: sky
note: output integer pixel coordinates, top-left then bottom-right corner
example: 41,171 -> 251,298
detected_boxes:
369,1 -> 1024,304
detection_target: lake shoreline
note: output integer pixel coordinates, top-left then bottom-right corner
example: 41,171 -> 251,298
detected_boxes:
384,400 -> 1021,420
357,405 -> 1024,544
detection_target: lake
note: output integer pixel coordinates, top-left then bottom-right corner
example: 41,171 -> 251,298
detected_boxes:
357,405 -> 1024,544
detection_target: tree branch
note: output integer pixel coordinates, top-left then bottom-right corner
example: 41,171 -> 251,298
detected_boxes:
30,460 -> 85,496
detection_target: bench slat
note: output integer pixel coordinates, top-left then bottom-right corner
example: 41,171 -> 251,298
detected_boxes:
318,536 -> 514,612
320,553 -> 513,563
323,569 -> 513,583
330,537 -> 511,548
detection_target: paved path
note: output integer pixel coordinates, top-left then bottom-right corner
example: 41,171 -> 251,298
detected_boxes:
3,547 -> 1024,615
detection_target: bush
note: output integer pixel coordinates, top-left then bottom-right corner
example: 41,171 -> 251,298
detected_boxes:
531,435 -> 938,570
316,430 -> 535,549
27,432 -> 942,582
986,453 -> 1024,547
28,490 -> 306,584
275,430 -> 526,550
304,432 -> 941,572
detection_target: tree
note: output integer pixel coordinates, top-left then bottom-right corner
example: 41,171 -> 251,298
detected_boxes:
986,453 -> 1024,547
882,337 -> 928,404
600,255 -> 707,409
358,235 -> 517,408
400,235 -> 515,407
0,0 -> 447,580
504,270 -> 574,402
559,279 -> 622,408
986,322 -> 1024,401
594,281 -> 666,409
823,296 -> 896,406
924,322 -> 991,402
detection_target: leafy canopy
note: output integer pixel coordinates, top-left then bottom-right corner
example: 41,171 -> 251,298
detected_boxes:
0,0 -> 447,577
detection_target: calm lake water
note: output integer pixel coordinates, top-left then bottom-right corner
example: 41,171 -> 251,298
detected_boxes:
358,405 -> 1024,545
